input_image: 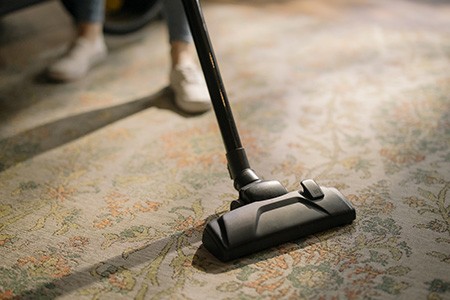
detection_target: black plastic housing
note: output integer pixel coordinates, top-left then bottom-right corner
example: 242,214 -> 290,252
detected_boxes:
203,187 -> 356,261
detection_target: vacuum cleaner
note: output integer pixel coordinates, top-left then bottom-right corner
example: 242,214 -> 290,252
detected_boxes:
182,0 -> 356,262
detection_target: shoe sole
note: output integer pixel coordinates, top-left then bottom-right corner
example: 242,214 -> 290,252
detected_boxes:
172,89 -> 212,114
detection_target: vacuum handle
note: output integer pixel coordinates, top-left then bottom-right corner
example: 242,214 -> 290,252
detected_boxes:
182,0 -> 253,181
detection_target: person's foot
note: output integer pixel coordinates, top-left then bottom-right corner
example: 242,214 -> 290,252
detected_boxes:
47,36 -> 107,82
170,63 -> 211,113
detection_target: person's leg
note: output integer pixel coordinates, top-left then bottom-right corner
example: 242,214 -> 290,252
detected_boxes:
60,0 -> 104,40
47,0 -> 107,82
70,0 -> 104,40
163,0 -> 211,113
162,0 -> 193,67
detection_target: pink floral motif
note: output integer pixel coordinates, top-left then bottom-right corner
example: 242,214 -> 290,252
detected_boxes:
44,184 -> 76,202
17,253 -> 72,279
380,148 -> 425,165
93,191 -> 161,229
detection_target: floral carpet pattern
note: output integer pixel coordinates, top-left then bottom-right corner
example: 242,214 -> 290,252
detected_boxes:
0,0 -> 449,299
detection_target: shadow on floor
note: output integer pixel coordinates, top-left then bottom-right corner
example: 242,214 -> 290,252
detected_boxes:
18,209 -> 340,298
17,213 -> 220,298
0,87 -> 203,172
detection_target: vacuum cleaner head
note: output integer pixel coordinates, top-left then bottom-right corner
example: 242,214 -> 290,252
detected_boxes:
203,179 -> 356,261
182,0 -> 356,262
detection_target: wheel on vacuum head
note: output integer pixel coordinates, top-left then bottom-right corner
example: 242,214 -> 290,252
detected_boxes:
104,0 -> 162,35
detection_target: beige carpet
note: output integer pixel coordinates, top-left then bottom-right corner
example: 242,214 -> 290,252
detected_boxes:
1,0 -> 449,299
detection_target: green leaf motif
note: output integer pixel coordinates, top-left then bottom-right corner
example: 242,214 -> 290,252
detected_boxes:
376,276 -> 410,295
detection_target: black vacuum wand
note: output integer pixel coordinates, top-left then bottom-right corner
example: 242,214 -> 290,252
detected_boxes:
182,0 -> 356,261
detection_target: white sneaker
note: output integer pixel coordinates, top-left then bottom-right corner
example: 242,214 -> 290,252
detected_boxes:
170,63 -> 211,113
47,36 -> 107,82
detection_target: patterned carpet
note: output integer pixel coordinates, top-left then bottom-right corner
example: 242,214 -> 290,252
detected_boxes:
1,0 -> 449,299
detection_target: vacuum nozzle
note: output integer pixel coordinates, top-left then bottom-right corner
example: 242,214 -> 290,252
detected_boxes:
202,180 -> 356,261
181,0 -> 356,262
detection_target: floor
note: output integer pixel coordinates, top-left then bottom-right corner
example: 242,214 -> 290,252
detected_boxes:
0,1 -> 449,299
